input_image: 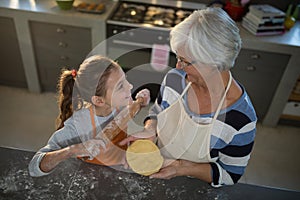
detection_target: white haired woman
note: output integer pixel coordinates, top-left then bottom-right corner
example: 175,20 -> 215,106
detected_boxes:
121,7 -> 257,187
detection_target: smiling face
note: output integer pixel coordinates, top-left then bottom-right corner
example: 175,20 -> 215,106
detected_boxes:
104,68 -> 133,109
175,50 -> 203,83
175,50 -> 217,85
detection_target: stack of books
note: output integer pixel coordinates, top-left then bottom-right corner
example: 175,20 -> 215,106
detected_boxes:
242,4 -> 286,36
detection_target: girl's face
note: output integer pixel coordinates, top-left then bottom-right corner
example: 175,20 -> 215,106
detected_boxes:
105,68 -> 133,109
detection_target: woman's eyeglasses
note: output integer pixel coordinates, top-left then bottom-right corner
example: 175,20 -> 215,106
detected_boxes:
175,51 -> 220,70
176,55 -> 196,69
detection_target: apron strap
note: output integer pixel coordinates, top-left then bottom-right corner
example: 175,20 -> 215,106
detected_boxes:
180,72 -> 232,121
212,71 -> 232,121
180,81 -> 192,98
89,106 -> 97,138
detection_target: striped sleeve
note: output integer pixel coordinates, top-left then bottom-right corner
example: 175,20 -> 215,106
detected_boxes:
145,69 -> 185,123
210,109 -> 256,187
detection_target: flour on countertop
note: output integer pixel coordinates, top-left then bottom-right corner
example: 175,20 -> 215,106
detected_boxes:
0,159 -> 227,200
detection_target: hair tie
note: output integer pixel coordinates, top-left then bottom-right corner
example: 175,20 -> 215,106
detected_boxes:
71,69 -> 77,78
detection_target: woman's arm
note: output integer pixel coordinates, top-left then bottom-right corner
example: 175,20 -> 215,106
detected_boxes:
149,159 -> 212,183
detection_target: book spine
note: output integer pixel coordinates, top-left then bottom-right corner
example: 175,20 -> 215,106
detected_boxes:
243,17 -> 284,30
249,4 -> 285,18
245,12 -> 284,26
242,21 -> 285,36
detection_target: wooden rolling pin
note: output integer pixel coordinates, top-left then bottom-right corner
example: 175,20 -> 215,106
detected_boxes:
79,96 -> 146,166
98,96 -> 145,143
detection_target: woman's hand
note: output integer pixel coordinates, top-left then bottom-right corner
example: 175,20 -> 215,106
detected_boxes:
149,159 -> 182,179
119,129 -> 156,146
122,118 -> 157,145
150,159 -> 213,183
135,89 -> 151,107
119,118 -> 157,146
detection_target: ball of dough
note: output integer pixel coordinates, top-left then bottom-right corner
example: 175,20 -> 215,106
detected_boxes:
126,140 -> 163,176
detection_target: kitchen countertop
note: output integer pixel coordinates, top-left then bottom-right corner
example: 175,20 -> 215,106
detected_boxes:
0,0 -> 299,49
0,0 -> 116,19
0,0 -> 300,126
0,146 -> 299,199
0,0 -> 300,48
239,21 -> 300,52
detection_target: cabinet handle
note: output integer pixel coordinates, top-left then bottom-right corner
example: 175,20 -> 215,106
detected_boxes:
250,54 -> 260,59
58,42 -> 68,48
246,66 -> 256,71
56,28 -> 66,33
60,56 -> 69,60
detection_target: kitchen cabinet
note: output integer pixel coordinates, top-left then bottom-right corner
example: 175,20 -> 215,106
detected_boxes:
231,48 -> 290,121
0,16 -> 27,88
281,76 -> 300,123
29,21 -> 92,91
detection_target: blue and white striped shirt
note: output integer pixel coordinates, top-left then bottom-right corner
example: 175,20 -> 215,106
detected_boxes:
146,69 -> 257,187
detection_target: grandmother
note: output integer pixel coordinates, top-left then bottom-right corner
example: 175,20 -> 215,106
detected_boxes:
122,7 -> 257,187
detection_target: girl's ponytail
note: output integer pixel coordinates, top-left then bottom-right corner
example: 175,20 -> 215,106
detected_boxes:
55,69 -> 77,130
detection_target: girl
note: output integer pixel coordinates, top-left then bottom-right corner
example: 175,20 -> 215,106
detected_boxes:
29,55 -> 149,177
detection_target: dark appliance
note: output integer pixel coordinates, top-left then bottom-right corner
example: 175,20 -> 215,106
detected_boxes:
106,0 -> 206,101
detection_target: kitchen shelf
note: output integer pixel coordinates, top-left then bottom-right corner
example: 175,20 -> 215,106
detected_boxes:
279,115 -> 300,127
281,114 -> 300,121
289,93 -> 300,102
280,75 -> 300,125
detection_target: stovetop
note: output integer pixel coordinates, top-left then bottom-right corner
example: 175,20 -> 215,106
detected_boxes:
107,1 -> 206,29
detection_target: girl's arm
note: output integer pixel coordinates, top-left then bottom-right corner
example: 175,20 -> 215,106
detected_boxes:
39,146 -> 74,173
39,139 -> 105,173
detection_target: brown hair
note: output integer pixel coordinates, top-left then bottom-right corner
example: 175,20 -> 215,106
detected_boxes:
55,55 -> 120,130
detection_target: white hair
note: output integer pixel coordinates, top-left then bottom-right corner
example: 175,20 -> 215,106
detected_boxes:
170,7 -> 242,70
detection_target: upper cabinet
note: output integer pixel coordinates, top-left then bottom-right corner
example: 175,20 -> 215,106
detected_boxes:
0,16 -> 27,88
29,21 -> 92,91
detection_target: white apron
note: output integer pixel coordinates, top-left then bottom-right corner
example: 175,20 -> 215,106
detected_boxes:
157,72 -> 232,163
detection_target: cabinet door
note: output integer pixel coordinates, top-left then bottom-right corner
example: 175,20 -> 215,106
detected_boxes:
232,49 -> 290,120
0,17 -> 27,88
29,21 -> 92,91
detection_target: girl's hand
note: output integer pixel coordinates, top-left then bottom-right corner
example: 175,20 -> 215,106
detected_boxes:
71,139 -> 106,160
135,89 -> 151,106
